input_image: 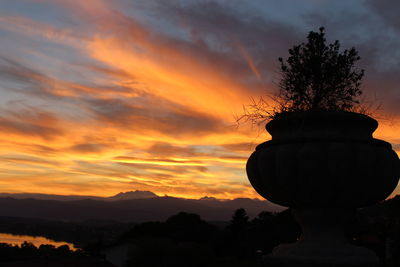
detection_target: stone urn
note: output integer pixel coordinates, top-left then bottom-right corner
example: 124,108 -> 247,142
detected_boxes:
246,111 -> 400,266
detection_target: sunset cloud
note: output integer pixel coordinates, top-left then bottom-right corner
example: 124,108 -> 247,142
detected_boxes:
0,0 -> 398,199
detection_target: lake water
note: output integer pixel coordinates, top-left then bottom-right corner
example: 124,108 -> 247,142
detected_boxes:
0,233 -> 77,250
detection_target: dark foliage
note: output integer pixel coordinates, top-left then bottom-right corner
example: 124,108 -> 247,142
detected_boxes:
0,217 -> 132,248
227,208 -> 249,237
2,198 -> 400,266
123,212 -> 221,267
120,209 -> 301,266
238,27 -> 366,126
0,241 -> 83,261
123,212 -> 219,244
248,209 -> 301,253
277,27 -> 364,113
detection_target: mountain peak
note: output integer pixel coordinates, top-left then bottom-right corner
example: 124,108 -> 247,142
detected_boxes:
109,190 -> 158,200
199,196 -> 218,201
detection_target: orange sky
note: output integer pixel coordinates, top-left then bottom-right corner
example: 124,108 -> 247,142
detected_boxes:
0,0 -> 399,199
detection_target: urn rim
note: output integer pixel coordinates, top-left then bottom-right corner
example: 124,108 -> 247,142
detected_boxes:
266,111 -> 378,138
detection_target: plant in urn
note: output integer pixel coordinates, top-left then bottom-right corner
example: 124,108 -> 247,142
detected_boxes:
245,28 -> 400,266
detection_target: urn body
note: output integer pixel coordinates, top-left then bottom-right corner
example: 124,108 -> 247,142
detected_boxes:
247,111 -> 399,208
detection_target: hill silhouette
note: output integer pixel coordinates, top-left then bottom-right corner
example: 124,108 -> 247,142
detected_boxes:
0,192 -> 284,222
0,196 -> 399,266
0,190 -> 158,202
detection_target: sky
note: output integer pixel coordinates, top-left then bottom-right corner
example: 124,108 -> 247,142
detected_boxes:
0,0 -> 399,199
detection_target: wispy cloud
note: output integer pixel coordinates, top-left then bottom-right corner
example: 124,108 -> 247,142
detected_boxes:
0,0 -> 398,198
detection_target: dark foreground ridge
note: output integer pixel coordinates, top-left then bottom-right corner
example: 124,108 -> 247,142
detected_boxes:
0,191 -> 283,222
0,196 -> 399,266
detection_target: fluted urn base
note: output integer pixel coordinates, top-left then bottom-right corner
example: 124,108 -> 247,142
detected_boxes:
263,207 -> 380,267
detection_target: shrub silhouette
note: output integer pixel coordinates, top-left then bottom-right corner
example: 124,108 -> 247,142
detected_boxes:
228,208 -> 249,238
238,27 -> 366,125
277,27 -> 364,113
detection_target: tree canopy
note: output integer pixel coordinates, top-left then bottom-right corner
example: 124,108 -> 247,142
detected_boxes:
277,27 -> 364,113
237,27 -> 366,126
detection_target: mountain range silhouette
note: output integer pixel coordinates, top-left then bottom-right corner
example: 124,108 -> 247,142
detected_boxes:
0,191 -> 284,222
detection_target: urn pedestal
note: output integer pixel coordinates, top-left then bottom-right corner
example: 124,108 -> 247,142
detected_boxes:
246,112 -> 400,266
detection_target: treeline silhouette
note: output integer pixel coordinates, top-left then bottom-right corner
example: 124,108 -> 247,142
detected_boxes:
0,209 -> 300,266
117,209 -> 300,267
0,217 -> 133,247
112,197 -> 400,267
0,242 -> 113,266
0,196 -> 400,266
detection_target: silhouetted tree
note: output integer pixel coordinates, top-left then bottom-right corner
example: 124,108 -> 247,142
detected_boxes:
124,212 -> 218,267
248,211 -> 277,254
226,208 -> 251,259
166,212 -> 218,243
246,210 -> 301,256
0,242 -> 89,263
238,27 -> 366,125
20,241 -> 37,259
273,209 -> 301,244
278,27 -> 364,112
229,208 -> 249,235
